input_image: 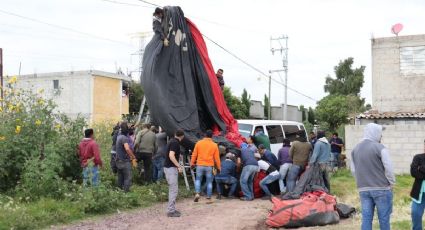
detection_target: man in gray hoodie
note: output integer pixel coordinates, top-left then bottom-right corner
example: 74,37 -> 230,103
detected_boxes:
310,131 -> 331,192
351,123 -> 395,230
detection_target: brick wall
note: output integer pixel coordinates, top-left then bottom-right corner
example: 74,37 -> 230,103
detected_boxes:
372,35 -> 425,113
345,124 -> 425,174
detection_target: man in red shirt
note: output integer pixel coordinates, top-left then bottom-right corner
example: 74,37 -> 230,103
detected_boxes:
79,129 -> 102,186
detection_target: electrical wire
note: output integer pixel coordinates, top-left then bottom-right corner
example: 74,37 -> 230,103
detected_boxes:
0,9 -> 133,47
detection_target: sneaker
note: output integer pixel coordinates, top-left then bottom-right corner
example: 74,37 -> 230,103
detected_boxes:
194,193 -> 200,202
240,197 -> 253,201
226,195 -> 236,199
216,194 -> 222,200
167,211 -> 181,217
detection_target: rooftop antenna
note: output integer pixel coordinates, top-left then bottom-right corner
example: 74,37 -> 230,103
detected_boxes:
391,23 -> 403,36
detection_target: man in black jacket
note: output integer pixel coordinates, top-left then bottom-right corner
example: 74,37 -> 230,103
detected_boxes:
410,140 -> 425,230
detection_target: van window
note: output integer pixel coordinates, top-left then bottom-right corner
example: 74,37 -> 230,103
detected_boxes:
238,123 -> 253,138
266,125 -> 284,144
282,125 -> 299,142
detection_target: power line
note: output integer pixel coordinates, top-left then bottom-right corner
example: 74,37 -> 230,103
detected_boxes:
100,0 -> 153,7
135,0 -> 160,7
202,34 -> 317,102
0,9 -> 133,47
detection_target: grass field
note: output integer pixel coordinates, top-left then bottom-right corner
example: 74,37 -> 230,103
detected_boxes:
331,169 -> 414,230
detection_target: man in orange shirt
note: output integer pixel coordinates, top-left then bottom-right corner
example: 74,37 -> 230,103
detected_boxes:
191,130 -> 221,202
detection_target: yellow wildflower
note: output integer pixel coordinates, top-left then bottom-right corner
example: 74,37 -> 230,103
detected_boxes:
0,136 -> 5,141
38,99 -> 45,105
38,89 -> 44,94
55,124 -> 61,130
0,107 -> 2,112
7,76 -> 17,84
15,126 -> 21,134
8,104 -> 15,111
35,120 -> 42,126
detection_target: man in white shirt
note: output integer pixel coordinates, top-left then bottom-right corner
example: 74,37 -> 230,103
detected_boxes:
255,153 -> 280,199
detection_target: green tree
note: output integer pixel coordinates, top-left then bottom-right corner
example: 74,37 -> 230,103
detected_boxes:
223,86 -> 248,119
307,107 -> 315,124
241,89 -> 251,118
324,57 -> 365,96
128,81 -> 145,114
264,94 -> 270,119
315,95 -> 351,132
300,105 -> 306,122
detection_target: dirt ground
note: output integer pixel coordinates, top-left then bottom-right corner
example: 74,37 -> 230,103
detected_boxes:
54,197 -> 359,230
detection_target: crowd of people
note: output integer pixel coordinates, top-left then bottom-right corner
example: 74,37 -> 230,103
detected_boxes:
77,121 -> 425,229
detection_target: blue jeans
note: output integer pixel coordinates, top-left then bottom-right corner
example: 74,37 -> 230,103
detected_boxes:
83,165 -> 99,186
412,194 -> 425,230
215,176 -> 238,196
240,165 -> 259,200
359,190 -> 393,230
195,166 -> 213,198
152,157 -> 165,182
332,152 -> 340,168
260,173 -> 281,196
279,163 -> 292,193
286,165 -> 301,192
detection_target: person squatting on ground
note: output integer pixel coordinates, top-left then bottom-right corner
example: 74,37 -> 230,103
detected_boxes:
310,131 -> 332,192
409,139 -> 425,230
277,138 -> 292,194
256,153 -> 280,200
330,132 -> 344,169
134,123 -> 157,184
286,131 -> 311,192
79,128 -> 102,187
164,129 -> 185,217
215,152 -> 238,199
115,122 -> 137,192
153,128 -> 167,183
351,123 -> 395,230
191,130 -> 221,202
239,143 -> 259,201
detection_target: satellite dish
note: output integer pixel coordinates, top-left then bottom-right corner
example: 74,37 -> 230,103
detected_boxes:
391,23 -> 403,36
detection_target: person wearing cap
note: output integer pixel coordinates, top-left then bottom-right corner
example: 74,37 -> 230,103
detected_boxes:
310,131 -> 332,192
256,152 -> 280,200
239,143 -> 259,201
215,153 -> 237,199
191,130 -> 221,202
258,144 -> 279,169
351,123 -> 395,230
286,131 -> 312,192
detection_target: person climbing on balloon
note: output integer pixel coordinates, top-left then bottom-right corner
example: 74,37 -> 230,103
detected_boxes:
153,7 -> 169,47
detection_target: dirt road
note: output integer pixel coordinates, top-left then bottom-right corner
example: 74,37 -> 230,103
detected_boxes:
55,197 -> 358,230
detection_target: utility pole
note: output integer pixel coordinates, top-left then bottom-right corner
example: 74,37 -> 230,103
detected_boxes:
268,75 -> 271,120
270,35 -> 288,120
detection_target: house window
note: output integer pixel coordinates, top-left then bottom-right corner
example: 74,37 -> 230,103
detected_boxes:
53,80 -> 59,89
400,46 -> 425,76
282,125 -> 300,142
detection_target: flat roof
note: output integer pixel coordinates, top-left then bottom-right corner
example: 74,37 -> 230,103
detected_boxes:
17,70 -> 131,81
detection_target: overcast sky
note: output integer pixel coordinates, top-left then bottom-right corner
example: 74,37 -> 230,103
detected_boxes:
1,0 -> 424,108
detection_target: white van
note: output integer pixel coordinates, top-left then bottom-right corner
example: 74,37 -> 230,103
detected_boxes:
237,119 -> 308,156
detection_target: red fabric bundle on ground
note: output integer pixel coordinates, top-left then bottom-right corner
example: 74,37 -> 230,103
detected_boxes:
266,191 -> 339,228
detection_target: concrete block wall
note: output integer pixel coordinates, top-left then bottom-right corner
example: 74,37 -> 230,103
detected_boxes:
372,35 -> 425,113
345,124 -> 425,174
